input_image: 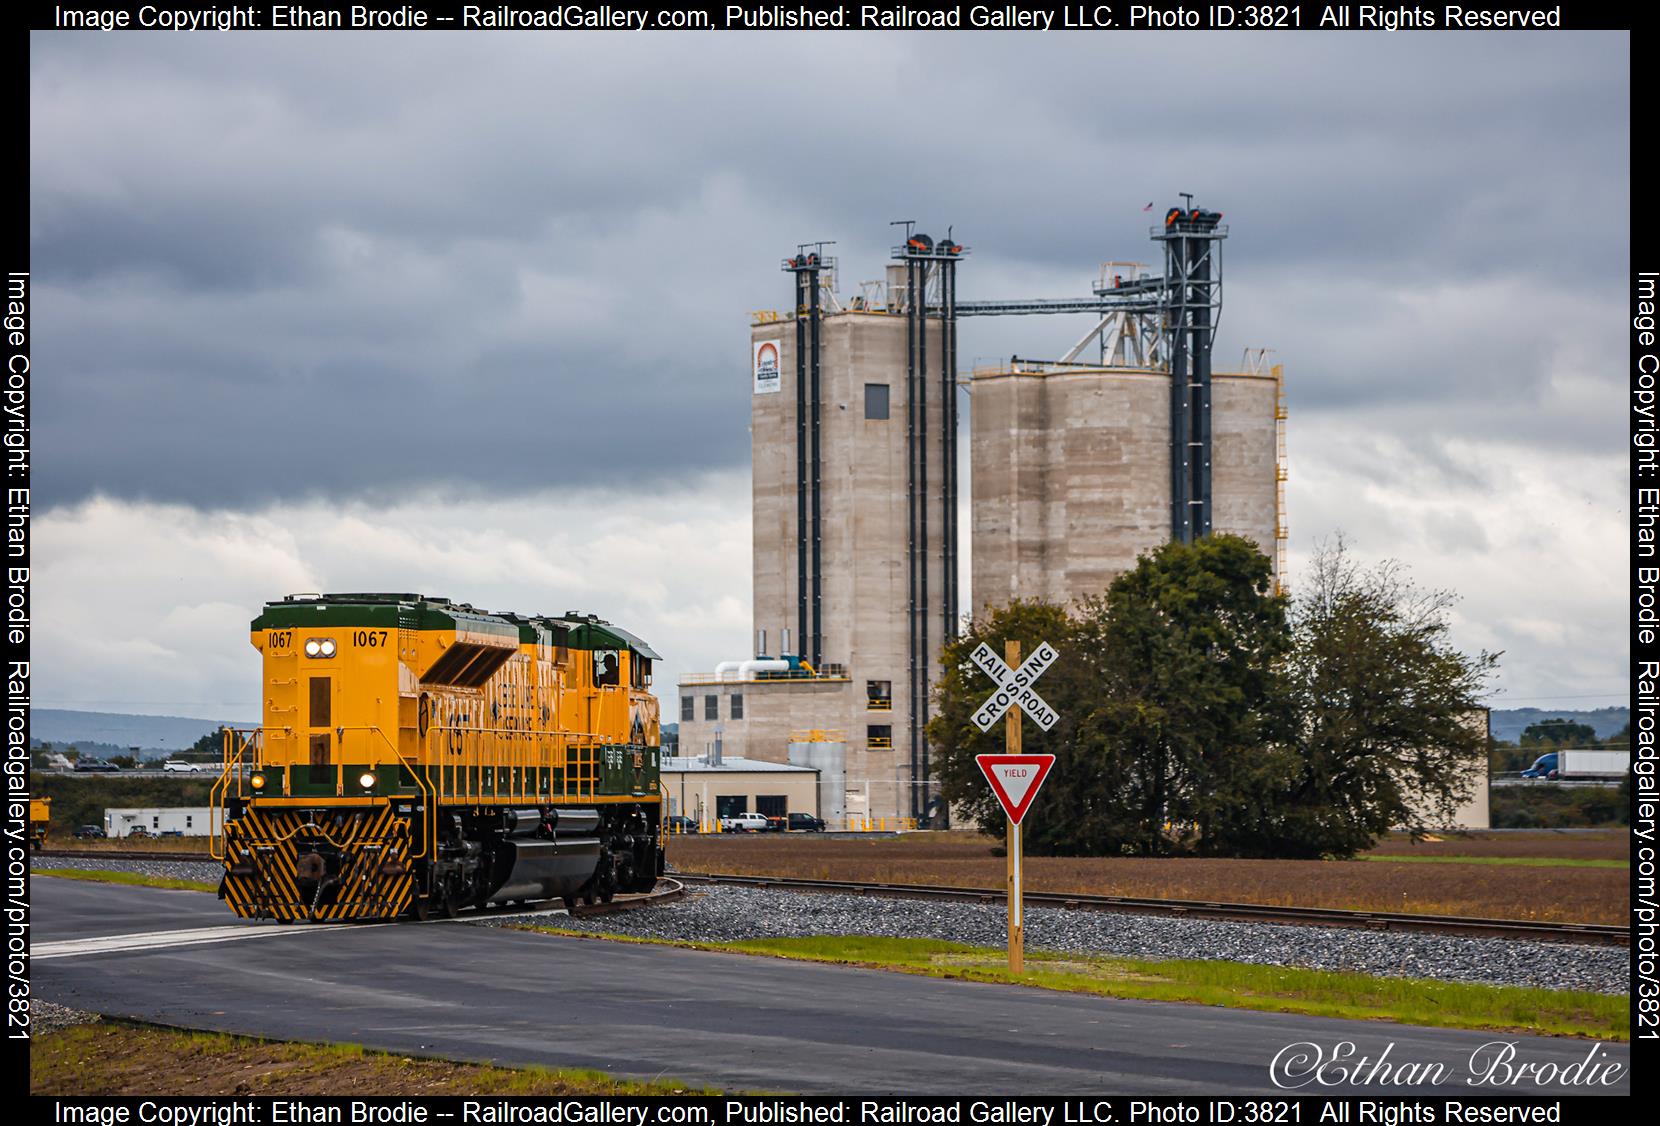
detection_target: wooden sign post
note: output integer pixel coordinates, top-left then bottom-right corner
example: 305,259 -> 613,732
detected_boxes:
972,638 -> 1058,976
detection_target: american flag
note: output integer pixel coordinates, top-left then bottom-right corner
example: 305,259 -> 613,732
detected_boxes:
1142,201 -> 1154,211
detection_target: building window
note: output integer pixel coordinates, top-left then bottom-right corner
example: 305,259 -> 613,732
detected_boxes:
681,696 -> 694,722
705,695 -> 719,721
866,680 -> 892,711
864,383 -> 890,420
730,693 -> 744,720
867,725 -> 893,750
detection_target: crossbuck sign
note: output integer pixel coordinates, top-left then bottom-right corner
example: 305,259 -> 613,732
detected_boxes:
970,641 -> 1059,732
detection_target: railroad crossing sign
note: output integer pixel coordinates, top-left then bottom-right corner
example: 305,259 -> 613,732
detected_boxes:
970,638 -> 1061,975
969,641 -> 1059,732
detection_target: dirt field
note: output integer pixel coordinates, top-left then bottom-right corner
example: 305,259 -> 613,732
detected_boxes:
666,831 -> 1629,924
31,1023 -> 710,1096
1366,830 -> 1628,861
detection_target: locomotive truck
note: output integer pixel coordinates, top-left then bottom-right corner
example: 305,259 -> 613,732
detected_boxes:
214,593 -> 664,922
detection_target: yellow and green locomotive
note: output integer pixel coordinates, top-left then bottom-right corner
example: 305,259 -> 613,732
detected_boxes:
214,593 -> 664,922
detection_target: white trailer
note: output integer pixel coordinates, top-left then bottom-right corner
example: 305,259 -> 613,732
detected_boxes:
1558,750 -> 1629,779
103,806 -> 222,838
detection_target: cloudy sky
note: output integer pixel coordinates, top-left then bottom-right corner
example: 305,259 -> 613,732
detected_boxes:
30,31 -> 1629,721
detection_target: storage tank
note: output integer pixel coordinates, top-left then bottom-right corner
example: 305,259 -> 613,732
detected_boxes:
787,736 -> 847,828
970,362 -> 1280,610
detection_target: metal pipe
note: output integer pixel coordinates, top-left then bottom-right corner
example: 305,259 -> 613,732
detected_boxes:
917,260 -> 928,824
1192,243 -> 1213,537
809,266 -> 823,668
905,258 -> 919,820
795,273 -> 809,654
1167,233 -> 1191,543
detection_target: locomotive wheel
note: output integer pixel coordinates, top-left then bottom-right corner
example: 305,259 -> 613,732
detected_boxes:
562,896 -> 578,912
415,895 -> 433,922
443,893 -> 461,920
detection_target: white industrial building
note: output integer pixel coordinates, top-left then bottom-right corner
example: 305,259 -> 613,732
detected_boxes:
104,806 -> 222,838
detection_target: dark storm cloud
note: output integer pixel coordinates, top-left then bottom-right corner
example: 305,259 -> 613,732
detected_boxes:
30,31 -> 1628,508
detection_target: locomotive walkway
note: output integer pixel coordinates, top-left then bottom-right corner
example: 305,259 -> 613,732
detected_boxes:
32,876 -> 1629,1095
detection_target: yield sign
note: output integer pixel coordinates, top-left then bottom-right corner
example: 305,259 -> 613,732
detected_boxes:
976,754 -> 1056,825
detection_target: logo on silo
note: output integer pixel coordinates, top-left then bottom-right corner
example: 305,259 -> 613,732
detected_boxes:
753,340 -> 781,395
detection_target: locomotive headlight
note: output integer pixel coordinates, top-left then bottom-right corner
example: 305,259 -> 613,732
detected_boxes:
358,771 -> 377,791
319,638 -> 337,657
304,639 -> 322,657
250,772 -> 267,790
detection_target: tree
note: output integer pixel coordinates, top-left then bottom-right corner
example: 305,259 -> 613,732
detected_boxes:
1074,535 -> 1291,856
933,534 -> 1496,859
1272,537 -> 1497,855
184,727 -> 231,761
930,535 -> 1289,857
1521,719 -> 1596,748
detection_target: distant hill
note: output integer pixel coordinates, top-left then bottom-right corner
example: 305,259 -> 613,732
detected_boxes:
1488,707 -> 1628,744
33,705 -> 1626,753
29,709 -> 255,755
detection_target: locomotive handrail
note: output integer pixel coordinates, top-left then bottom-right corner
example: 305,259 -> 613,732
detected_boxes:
337,724 -> 439,862
421,723 -> 619,806
211,727 -> 260,861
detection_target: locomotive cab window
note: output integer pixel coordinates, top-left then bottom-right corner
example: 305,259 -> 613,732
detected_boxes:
593,649 -> 621,688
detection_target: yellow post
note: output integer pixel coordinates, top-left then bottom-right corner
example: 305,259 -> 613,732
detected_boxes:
1005,638 -> 1024,975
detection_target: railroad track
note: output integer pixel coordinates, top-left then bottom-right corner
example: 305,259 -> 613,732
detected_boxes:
674,872 -> 1629,947
32,849 -> 684,921
35,851 -> 1627,944
38,849 -> 215,862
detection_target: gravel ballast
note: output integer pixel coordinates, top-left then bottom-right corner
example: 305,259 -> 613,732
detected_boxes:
34,857 -> 1626,994
527,885 -> 1629,995
33,856 -> 223,885
33,1000 -> 100,1036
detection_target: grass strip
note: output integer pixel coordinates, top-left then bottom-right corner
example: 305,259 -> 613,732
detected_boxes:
1360,856 -> 1627,869
519,929 -> 1627,1042
33,868 -> 217,893
31,1021 -> 717,1096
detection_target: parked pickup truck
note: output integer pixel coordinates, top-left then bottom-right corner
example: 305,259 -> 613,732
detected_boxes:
719,812 -> 769,833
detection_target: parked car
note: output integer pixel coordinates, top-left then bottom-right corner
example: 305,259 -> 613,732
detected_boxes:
786,812 -> 826,832
157,830 -> 185,838
72,759 -> 120,773
127,825 -> 150,837
162,760 -> 204,773
666,815 -> 699,834
719,812 -> 769,833
73,825 -> 106,840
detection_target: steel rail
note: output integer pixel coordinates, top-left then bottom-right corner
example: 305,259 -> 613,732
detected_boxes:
33,851 -> 1626,944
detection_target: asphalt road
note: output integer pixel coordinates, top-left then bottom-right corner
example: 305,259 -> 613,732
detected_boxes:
33,877 -> 1629,1095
